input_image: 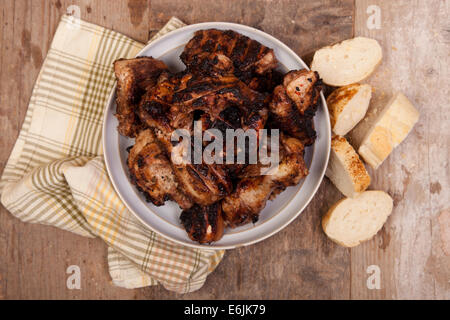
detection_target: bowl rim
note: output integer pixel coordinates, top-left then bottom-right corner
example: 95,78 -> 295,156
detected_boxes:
102,21 -> 331,250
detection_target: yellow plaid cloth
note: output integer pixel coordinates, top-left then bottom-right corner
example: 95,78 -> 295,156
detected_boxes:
0,15 -> 224,293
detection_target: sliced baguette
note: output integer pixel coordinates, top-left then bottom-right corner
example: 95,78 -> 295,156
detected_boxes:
326,135 -> 371,198
311,37 -> 382,86
327,84 -> 372,135
358,92 -> 420,169
322,191 -> 393,247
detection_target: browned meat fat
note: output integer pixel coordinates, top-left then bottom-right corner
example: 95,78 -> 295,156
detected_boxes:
114,57 -> 168,137
180,29 -> 278,78
268,70 -> 322,146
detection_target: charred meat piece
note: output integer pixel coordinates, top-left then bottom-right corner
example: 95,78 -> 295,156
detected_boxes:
137,74 -> 239,206
114,57 -> 168,137
137,72 -> 270,206
137,72 -> 195,152
269,70 -> 322,145
283,70 -> 321,113
138,73 -> 242,133
112,29 -> 319,244
138,71 -> 268,138
171,161 -> 232,206
180,29 -> 277,79
246,69 -> 284,93
170,74 -> 268,125
127,129 -> 193,209
198,103 -> 269,178
182,52 -> 235,77
222,134 -> 308,227
180,203 -> 225,243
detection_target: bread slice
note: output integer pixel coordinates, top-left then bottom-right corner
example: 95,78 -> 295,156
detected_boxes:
326,135 -> 371,197
311,37 -> 382,86
322,191 -> 393,247
327,84 -> 372,135
358,92 -> 419,169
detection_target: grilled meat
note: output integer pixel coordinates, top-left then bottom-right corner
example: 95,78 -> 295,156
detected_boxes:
246,69 -> 284,93
137,71 -> 269,206
127,129 -> 193,209
197,103 -> 268,177
222,134 -> 308,227
112,30 -> 319,244
182,52 -> 235,77
136,74 -> 231,205
169,74 -> 268,124
114,57 -> 168,137
180,203 -> 225,243
170,162 -> 232,206
181,29 -> 277,80
269,70 -> 322,145
138,73 -> 243,136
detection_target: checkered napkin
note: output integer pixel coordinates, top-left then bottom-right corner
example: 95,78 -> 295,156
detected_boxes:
0,15 -> 224,293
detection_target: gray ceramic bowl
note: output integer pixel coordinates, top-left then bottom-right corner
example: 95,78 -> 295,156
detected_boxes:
103,22 -> 331,249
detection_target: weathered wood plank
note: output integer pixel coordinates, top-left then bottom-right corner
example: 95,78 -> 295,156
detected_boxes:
351,0 -> 449,299
148,0 -> 354,65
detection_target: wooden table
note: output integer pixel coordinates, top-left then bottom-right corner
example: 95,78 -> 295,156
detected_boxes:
0,0 -> 448,299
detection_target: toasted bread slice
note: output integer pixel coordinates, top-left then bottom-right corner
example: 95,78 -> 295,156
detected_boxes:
358,92 -> 419,169
326,135 -> 371,198
327,84 -> 372,135
311,37 -> 382,86
322,191 -> 393,247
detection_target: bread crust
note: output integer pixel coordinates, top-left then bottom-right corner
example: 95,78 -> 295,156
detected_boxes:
326,135 -> 371,197
327,84 -> 359,128
326,84 -> 372,135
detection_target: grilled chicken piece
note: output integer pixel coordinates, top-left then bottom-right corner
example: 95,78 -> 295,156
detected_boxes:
169,75 -> 268,130
180,203 -> 225,243
171,162 -> 232,206
222,134 -> 308,227
269,70 -> 322,145
180,29 -> 277,79
114,57 -> 168,137
127,129 -> 193,209
196,103 -> 268,178
246,70 -> 284,93
137,72 -> 270,206
136,74 -> 236,205
137,69 -> 269,143
183,52 -> 235,77
138,73 -> 241,136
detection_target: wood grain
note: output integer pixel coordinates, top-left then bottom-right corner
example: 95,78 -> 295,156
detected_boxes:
0,0 -> 448,300
350,0 -> 450,300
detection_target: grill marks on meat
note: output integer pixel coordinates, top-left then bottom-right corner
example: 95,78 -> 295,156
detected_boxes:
180,203 -> 224,244
198,104 -> 269,178
137,73 -> 260,206
247,69 -> 284,93
127,129 -> 193,209
172,162 -> 232,206
113,30 -> 320,244
269,70 -> 322,146
181,29 -> 278,82
114,57 -> 168,137
170,75 -> 268,125
222,134 -> 308,227
136,71 -> 270,207
182,52 -> 235,77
